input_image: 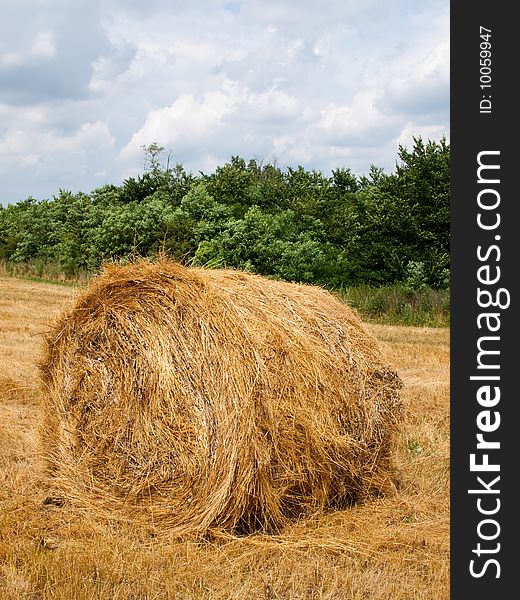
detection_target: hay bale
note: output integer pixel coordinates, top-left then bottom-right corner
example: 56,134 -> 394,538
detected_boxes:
39,260 -> 403,535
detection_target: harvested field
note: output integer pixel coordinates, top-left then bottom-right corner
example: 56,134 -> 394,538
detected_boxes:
0,274 -> 449,599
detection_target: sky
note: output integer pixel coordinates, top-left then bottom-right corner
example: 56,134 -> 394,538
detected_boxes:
0,0 -> 449,206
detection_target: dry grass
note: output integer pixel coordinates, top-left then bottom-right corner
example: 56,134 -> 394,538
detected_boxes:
39,260 -> 403,536
0,274 -> 449,599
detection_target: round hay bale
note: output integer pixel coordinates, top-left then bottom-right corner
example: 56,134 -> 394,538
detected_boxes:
39,259 -> 403,535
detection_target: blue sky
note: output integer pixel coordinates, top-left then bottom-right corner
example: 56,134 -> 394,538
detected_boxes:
0,0 -> 449,205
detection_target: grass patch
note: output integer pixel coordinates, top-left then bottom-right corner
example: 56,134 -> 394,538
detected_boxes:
0,260 -> 90,286
338,284 -> 450,327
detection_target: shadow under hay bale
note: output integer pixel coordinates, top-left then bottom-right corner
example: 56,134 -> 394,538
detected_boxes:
38,260 -> 403,536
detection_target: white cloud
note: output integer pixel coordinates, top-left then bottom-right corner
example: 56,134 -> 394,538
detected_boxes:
31,31 -> 57,59
379,40 -> 449,116
0,31 -> 56,66
311,92 -> 399,148
0,117 -> 116,201
120,87 -> 237,161
396,122 -> 450,149
0,0 -> 449,204
120,82 -> 305,167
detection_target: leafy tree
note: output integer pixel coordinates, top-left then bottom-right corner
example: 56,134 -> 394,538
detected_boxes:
91,194 -> 175,262
49,190 -> 99,275
204,156 -> 256,216
0,198 -> 59,262
345,137 -> 450,287
119,173 -> 159,204
0,138 -> 450,290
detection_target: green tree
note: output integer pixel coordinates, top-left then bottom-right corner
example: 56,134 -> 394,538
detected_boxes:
0,138 -> 450,291
349,137 -> 450,286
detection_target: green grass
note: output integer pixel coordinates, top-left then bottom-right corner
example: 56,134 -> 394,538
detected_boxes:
337,284 -> 450,327
0,260 -> 90,286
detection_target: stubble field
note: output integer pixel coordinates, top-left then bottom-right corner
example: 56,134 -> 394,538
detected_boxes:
0,276 -> 449,599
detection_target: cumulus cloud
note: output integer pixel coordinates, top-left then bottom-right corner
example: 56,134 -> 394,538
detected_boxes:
0,0 -> 449,204
0,31 -> 56,67
0,111 -> 115,201
121,90 -> 236,158
379,40 -> 449,118
310,92 -> 400,148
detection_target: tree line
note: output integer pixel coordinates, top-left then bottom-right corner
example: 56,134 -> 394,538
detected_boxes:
0,137 -> 449,291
